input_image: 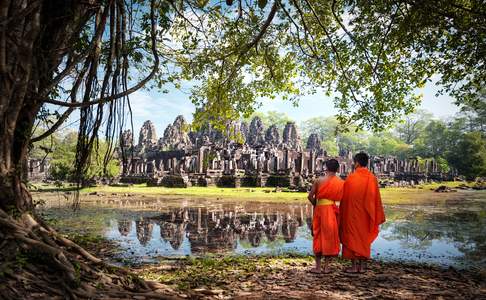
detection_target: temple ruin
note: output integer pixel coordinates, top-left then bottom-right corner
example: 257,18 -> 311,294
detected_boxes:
118,116 -> 455,189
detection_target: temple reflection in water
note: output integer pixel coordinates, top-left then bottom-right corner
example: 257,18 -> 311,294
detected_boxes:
115,204 -> 313,254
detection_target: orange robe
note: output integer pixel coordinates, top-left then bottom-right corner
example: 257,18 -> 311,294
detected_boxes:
340,167 -> 385,260
313,176 -> 344,256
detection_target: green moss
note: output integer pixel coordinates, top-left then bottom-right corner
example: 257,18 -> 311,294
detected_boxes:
42,207 -> 119,236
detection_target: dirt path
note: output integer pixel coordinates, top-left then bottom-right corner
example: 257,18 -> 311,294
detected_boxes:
135,256 -> 486,299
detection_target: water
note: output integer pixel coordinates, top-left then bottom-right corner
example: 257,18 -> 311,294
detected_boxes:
40,190 -> 486,269
105,203 -> 314,258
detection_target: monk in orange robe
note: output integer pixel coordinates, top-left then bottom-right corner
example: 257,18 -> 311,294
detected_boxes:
340,152 -> 385,273
307,159 -> 344,273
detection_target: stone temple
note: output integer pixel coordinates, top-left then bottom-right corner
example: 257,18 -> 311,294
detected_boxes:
117,116 -> 454,189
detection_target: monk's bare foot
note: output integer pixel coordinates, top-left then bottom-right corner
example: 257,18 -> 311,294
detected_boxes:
344,266 -> 359,273
358,261 -> 367,273
321,267 -> 332,274
309,268 -> 321,274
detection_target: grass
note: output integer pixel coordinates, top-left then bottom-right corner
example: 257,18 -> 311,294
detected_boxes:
87,185 -> 307,200
32,183 -> 308,202
31,181 -> 482,205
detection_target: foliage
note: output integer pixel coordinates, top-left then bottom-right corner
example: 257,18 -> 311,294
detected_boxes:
301,116 -> 339,155
436,156 -> 451,174
394,110 -> 433,144
300,116 -> 368,155
416,120 -> 450,158
3,0 -> 485,210
172,0 -> 485,132
243,111 -> 293,131
299,107 -> 485,178
13,0 -> 485,188
300,116 -> 409,157
446,132 -> 486,180
366,133 -> 410,158
458,94 -> 486,135
31,131 -> 120,181
401,112 -> 485,178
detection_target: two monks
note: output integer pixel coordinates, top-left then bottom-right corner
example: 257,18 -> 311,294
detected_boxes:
307,152 -> 385,274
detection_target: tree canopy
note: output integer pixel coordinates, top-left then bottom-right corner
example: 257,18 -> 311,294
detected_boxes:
174,0 -> 486,132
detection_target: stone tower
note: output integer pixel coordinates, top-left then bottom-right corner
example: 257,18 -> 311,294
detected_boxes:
240,122 -> 249,143
159,115 -> 192,150
138,120 -> 157,147
265,125 -> 280,147
282,122 -> 302,150
120,129 -> 133,148
306,133 -> 321,152
247,117 -> 265,146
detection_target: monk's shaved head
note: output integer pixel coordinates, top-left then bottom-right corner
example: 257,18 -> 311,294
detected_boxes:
325,159 -> 340,172
354,152 -> 369,167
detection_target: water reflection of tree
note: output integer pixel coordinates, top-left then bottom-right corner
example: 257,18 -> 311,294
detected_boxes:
382,208 -> 486,264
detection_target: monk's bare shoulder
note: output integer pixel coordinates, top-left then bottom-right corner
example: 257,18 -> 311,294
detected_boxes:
314,177 -> 321,184
318,175 -> 331,185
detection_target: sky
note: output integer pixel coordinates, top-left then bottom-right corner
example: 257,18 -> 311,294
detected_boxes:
127,79 -> 460,139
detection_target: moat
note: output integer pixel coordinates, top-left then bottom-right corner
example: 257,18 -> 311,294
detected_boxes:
38,189 -> 486,270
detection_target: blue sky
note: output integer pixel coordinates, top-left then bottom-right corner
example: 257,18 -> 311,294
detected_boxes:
127,79 -> 460,139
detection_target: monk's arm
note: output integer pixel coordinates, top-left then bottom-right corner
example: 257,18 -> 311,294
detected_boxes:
374,178 -> 386,224
339,180 -> 349,226
307,181 -> 318,206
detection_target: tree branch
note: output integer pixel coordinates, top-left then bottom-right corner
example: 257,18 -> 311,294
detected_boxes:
30,108 -> 74,143
220,1 -> 279,85
39,0 -> 112,99
330,0 -> 379,80
43,0 -> 160,109
301,0 -> 363,105
372,4 -> 399,75
241,1 -> 279,53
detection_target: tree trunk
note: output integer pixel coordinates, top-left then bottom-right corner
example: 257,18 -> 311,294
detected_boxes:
0,2 -> 158,297
0,0 -> 89,212
0,1 -> 43,212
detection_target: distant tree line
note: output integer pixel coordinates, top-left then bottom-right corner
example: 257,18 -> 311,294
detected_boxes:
30,129 -> 119,182
250,103 -> 486,180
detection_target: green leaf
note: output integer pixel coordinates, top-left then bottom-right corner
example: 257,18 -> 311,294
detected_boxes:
257,0 -> 267,9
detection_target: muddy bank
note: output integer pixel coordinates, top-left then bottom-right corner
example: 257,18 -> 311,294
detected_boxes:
135,255 -> 486,299
48,226 -> 486,299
